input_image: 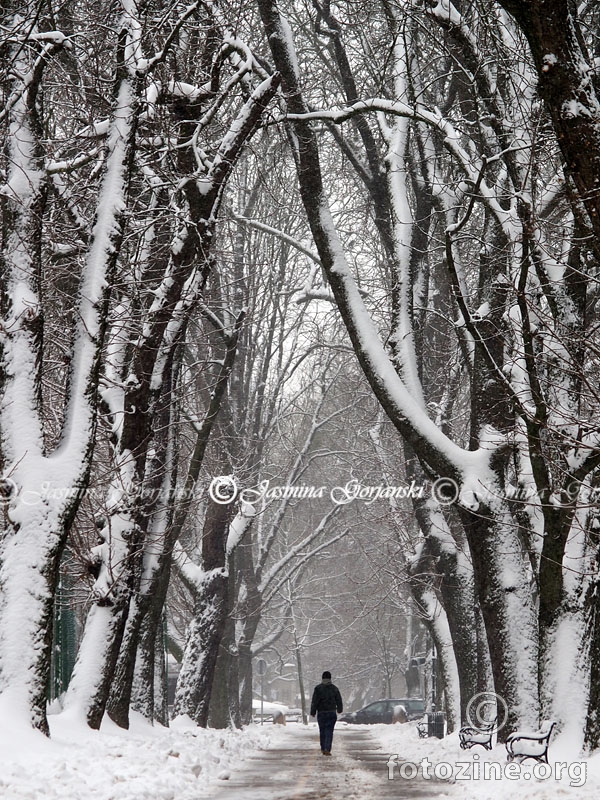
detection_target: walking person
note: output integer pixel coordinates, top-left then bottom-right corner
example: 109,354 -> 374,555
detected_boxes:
310,670 -> 343,755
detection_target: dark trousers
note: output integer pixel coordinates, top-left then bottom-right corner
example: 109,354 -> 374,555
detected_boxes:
317,710 -> 337,752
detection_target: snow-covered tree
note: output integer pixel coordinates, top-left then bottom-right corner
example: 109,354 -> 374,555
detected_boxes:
0,0 -> 142,735
253,0 -> 600,741
1,0 -> 279,734
63,3 -> 279,729
5,0 -> 600,753
497,0 -> 600,753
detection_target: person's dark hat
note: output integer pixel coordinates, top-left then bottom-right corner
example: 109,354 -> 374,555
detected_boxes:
322,670 -> 331,679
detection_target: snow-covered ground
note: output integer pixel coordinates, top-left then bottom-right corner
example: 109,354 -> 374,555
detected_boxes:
369,720 -> 600,799
0,710 -> 283,800
3,712 -> 600,800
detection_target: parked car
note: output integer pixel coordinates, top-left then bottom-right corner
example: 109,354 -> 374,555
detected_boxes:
398,697 -> 425,720
338,697 -> 425,724
251,698 -> 289,723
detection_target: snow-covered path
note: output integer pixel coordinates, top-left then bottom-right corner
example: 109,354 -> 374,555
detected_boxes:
205,724 -> 454,799
3,712 -> 596,799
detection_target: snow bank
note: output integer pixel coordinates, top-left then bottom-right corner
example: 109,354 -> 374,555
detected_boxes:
369,721 -> 600,800
0,710 -> 281,799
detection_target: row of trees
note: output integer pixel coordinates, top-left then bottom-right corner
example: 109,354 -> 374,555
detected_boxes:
0,0 -> 285,734
252,0 -> 600,747
1,0 -> 416,737
4,0 -> 600,753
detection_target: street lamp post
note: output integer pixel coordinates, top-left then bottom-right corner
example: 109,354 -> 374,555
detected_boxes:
256,659 -> 267,725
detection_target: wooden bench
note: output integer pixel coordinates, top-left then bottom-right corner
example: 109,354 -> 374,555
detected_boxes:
458,718 -> 496,751
505,720 -> 555,764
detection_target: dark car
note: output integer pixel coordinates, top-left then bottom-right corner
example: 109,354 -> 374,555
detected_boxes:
400,698 -> 425,720
339,697 -> 425,724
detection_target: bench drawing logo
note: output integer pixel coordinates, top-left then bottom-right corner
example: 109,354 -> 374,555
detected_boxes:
465,691 -> 508,735
208,476 -> 239,504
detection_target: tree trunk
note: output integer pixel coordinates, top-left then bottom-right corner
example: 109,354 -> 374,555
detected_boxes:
461,502 -> 539,735
153,618 -> 169,727
497,0 -> 600,249
585,571 -> 600,749
128,560 -> 172,725
0,529 -> 66,735
463,279 -> 539,734
129,601 -> 169,726
476,603 -> 494,695
0,11 -> 131,733
107,375 -> 178,728
173,570 -> 229,726
237,608 -> 262,726
409,577 -> 460,731
412,499 -> 482,726
209,553 -> 239,728
173,497 -> 233,726
66,596 -> 131,729
209,634 -> 233,729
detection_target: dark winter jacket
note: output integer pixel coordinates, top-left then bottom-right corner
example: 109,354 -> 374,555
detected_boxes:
310,679 -> 343,716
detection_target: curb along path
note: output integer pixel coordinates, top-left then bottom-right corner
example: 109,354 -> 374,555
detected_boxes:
204,724 -> 455,799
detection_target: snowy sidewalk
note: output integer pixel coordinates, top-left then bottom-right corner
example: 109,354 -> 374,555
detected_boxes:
204,723 -> 454,800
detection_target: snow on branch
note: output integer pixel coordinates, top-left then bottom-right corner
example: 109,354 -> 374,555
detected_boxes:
208,73 -> 281,189
260,504 -> 340,595
172,542 -> 207,592
258,0 -> 502,490
257,385 -> 335,570
384,32 -> 425,408
231,213 -> 321,266
0,36 -> 70,126
263,524 -> 349,603
120,0 -> 202,76
55,77 -> 140,476
285,99 -> 515,239
226,502 -> 256,555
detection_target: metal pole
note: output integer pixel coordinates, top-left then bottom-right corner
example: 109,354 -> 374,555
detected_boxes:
295,640 -> 307,725
261,672 -> 264,725
431,641 -> 437,710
